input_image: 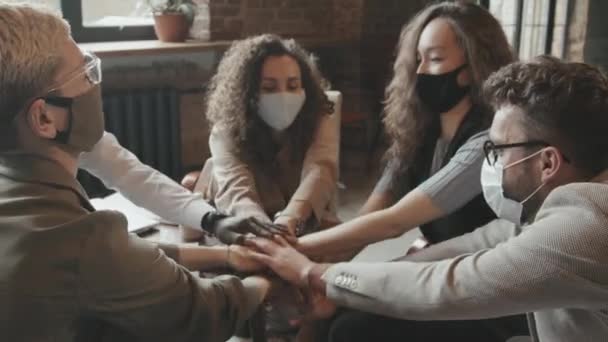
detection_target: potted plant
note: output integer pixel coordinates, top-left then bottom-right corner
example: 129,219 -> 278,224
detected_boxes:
146,0 -> 197,42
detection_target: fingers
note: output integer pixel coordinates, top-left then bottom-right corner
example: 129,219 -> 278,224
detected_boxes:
244,237 -> 278,255
281,234 -> 298,245
273,234 -> 291,247
233,234 -> 245,246
248,217 -> 287,236
249,224 -> 274,239
218,230 -> 244,245
247,251 -> 275,267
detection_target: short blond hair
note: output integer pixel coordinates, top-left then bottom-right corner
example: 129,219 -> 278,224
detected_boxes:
0,2 -> 70,123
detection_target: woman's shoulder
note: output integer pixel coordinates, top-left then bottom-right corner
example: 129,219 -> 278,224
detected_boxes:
466,130 -> 489,145
209,125 -> 240,154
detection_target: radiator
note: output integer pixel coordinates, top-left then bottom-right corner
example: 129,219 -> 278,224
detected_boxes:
78,88 -> 182,198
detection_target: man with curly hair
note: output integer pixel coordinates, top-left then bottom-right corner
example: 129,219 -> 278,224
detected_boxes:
248,57 -> 608,342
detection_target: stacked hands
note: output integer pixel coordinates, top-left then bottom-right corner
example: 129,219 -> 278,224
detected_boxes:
215,216 -> 335,325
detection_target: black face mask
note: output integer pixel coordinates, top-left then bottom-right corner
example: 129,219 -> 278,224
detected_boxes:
416,64 -> 470,114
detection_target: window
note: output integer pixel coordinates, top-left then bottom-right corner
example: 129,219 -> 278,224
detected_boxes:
81,0 -> 153,27
62,0 -> 155,42
3,0 -> 155,42
2,0 -> 61,11
482,0 -> 570,59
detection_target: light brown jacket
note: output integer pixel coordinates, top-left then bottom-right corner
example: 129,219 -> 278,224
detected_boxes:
0,152 -> 263,342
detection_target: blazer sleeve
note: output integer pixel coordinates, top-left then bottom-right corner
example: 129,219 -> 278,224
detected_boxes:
79,132 -> 214,228
322,183 -> 608,321
282,110 -> 340,222
398,218 -> 520,263
78,211 -> 264,342
207,127 -> 271,222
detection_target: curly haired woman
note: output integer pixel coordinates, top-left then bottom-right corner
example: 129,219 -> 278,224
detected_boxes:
191,34 -> 339,242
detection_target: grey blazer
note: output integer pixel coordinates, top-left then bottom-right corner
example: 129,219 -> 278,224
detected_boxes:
0,152 -> 263,342
323,170 -> 608,342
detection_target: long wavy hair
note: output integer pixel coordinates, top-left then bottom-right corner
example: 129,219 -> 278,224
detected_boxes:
383,2 -> 514,170
205,34 -> 332,164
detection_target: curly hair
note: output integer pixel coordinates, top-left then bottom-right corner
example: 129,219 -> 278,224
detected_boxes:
383,2 -> 514,170
483,56 -> 608,175
205,34 -> 332,163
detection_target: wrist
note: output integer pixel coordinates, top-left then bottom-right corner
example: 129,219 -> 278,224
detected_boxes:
200,210 -> 228,233
298,261 -> 316,288
307,263 -> 330,295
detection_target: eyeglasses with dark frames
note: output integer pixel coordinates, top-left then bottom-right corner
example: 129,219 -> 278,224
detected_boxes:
483,140 -> 549,167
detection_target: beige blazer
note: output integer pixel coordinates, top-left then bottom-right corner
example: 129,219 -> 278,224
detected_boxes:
196,91 -> 341,225
0,152 -> 263,342
323,171 -> 608,342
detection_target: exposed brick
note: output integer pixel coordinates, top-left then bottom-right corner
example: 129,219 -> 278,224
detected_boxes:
209,17 -> 225,31
246,0 -> 263,8
286,0 -> 309,8
225,18 -> 244,33
263,0 -> 282,8
247,8 -> 276,19
213,5 -> 241,17
277,9 -> 301,20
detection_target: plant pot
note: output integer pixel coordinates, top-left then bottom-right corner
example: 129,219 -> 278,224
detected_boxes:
153,13 -> 190,42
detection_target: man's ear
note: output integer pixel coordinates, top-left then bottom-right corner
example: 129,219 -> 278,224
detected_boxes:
539,147 -> 562,184
25,99 -> 58,139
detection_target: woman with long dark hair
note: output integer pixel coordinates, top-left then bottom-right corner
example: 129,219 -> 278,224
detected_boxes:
293,2 -> 529,341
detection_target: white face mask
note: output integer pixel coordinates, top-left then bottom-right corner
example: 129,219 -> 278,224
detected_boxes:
257,92 -> 306,131
481,150 -> 545,225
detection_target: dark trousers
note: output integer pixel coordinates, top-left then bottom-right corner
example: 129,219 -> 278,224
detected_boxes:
327,309 -> 529,342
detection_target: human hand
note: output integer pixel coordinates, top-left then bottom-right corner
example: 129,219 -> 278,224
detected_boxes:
205,213 -> 288,245
226,244 -> 265,273
273,215 -> 299,244
274,215 -> 297,235
246,235 -> 315,288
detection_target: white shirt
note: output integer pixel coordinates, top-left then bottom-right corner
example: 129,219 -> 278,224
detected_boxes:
79,132 -> 213,228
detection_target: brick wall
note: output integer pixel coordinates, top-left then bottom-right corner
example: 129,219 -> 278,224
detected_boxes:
209,0 -> 335,40
208,0 -> 427,42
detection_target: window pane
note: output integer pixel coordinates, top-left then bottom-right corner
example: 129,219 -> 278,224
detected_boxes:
488,0 -> 519,47
82,0 -> 153,27
551,0 -> 569,57
519,0 -> 550,59
2,0 -> 61,12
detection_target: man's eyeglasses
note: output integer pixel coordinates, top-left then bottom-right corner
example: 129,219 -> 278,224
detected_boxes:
42,52 -> 101,109
47,51 -> 102,94
483,140 -> 549,167
4,52 -> 102,124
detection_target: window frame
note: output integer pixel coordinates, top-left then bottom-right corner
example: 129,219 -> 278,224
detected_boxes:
479,0 -> 570,58
61,0 -> 156,42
